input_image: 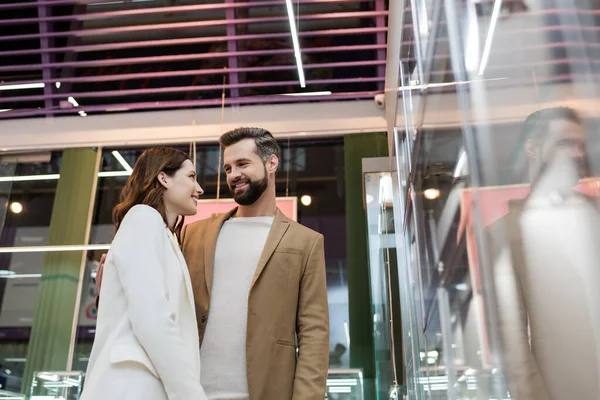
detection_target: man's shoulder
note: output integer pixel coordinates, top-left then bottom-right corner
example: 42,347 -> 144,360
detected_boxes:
183,214 -> 222,237
286,218 -> 322,241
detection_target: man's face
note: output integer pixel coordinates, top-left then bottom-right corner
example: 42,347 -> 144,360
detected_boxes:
223,139 -> 269,206
530,119 -> 587,179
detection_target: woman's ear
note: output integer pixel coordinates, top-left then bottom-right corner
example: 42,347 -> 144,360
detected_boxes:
157,171 -> 169,189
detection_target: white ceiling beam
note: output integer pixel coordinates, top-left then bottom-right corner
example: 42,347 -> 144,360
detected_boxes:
0,100 -> 387,151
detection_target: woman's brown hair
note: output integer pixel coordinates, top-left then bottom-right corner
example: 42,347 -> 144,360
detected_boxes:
113,147 -> 190,234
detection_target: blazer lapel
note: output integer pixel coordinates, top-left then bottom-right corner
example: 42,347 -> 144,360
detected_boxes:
250,208 -> 290,290
203,208 -> 237,295
166,230 -> 195,308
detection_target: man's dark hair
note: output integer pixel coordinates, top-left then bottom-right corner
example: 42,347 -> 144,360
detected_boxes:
522,106 -> 582,145
504,106 -> 583,184
219,127 -> 281,163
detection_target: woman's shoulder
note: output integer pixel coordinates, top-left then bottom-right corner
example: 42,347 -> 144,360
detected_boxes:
121,204 -> 164,229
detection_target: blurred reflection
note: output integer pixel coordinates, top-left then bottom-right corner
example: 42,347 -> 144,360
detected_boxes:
492,107 -> 600,400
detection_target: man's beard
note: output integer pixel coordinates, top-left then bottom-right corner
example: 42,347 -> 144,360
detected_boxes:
229,170 -> 268,206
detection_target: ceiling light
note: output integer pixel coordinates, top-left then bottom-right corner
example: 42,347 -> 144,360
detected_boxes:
424,188 -> 440,200
0,174 -> 60,183
78,111 -> 87,117
9,202 -> 23,214
0,170 -> 131,183
300,195 -> 312,206
479,0 -> 503,75
0,83 -> 44,91
281,91 -> 332,97
0,109 -> 12,113
68,97 -> 79,107
112,151 -> 133,172
0,244 -> 111,253
98,171 -> 131,178
55,82 -> 61,89
285,0 -> 306,88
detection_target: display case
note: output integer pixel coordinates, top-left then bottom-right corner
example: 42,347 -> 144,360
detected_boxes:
391,0 -> 600,399
326,369 -> 365,400
363,158 -> 405,399
30,371 -> 84,400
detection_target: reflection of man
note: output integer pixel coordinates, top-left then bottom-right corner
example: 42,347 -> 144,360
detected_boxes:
97,128 -> 330,399
181,128 -> 329,400
521,107 -> 587,188
490,107 -> 600,400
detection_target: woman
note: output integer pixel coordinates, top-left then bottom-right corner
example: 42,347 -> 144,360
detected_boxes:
81,147 -> 207,400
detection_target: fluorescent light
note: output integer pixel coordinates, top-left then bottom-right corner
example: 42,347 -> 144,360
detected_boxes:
479,0 -> 503,75
0,83 -> 44,91
89,0 -> 154,5
0,244 -> 110,254
0,109 -> 12,113
281,91 -> 331,96
37,374 -> 60,382
2,274 -> 41,279
284,0 -> 306,88
0,174 -> 60,183
0,170 -> 131,182
112,151 -> 133,172
394,77 -> 507,92
68,97 -> 79,107
98,170 -> 131,177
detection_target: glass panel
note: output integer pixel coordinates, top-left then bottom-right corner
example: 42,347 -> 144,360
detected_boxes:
391,0 -> 600,398
365,170 -> 404,398
0,151 -> 62,248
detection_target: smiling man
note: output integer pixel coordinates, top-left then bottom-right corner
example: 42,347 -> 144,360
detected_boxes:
180,127 -> 330,400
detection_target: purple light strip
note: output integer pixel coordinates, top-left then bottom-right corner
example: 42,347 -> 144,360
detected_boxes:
225,0 -> 239,98
1,77 -> 385,103
0,27 -> 387,57
0,92 -> 380,119
0,0 -> 371,12
38,4 -> 54,117
4,60 -> 386,87
0,44 -> 387,73
375,0 -> 386,91
0,11 -> 389,42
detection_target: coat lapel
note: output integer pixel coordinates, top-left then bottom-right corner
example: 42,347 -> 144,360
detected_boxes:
166,230 -> 195,308
250,208 -> 290,290
203,208 -> 237,295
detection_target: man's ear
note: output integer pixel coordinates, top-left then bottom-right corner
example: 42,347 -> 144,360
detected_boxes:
525,139 -> 537,159
157,171 -> 169,188
267,154 -> 279,174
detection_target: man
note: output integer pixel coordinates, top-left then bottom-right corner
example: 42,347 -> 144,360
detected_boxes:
97,127 -> 330,399
488,107 -> 599,400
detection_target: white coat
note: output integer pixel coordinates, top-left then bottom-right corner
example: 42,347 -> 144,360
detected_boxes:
80,205 -> 207,400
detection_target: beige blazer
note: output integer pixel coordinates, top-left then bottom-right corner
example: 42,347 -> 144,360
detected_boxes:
180,207 -> 330,400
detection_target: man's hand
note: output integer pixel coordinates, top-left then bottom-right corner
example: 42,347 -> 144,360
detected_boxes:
95,253 -> 107,294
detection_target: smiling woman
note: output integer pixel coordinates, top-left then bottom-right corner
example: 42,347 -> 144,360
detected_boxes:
112,147 -> 203,234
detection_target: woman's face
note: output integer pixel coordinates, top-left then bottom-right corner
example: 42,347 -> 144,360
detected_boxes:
161,159 -> 203,217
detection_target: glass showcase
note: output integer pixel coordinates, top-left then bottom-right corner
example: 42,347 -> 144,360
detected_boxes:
390,0 -> 600,399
